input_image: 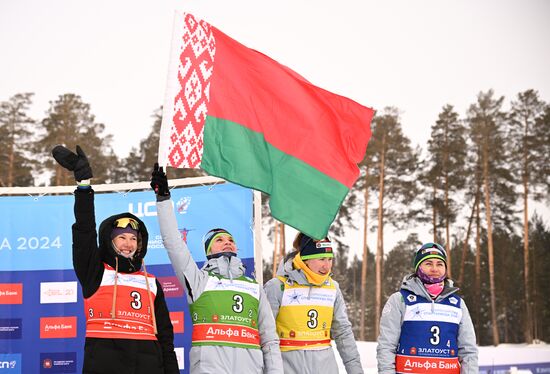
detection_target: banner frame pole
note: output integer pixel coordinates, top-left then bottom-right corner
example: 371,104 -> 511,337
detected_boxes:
0,176 -> 225,196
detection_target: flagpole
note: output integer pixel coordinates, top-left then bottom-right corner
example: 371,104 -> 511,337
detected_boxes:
253,190 -> 263,284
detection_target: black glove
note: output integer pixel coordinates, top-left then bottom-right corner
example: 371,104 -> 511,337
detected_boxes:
151,163 -> 170,197
52,145 -> 93,181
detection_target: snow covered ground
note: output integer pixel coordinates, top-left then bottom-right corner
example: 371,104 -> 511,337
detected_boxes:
333,341 -> 550,373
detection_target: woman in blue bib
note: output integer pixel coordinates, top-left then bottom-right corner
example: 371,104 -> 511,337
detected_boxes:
377,242 -> 478,374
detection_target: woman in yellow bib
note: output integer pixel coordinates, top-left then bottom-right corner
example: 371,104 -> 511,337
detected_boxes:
264,233 -> 364,374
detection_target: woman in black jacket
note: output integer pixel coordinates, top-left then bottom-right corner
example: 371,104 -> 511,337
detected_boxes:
52,145 -> 179,374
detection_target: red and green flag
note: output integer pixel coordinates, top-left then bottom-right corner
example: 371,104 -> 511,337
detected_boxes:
159,13 -> 374,239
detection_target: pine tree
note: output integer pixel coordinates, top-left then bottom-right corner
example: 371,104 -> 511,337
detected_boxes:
529,214 -> 550,342
537,105 -> 550,193
457,136 -> 485,329
38,93 -> 118,185
364,107 -> 419,336
508,89 -> 547,343
271,221 -> 286,278
457,190 -> 480,286
0,93 -> 36,186
424,105 -> 467,276
358,165 -> 373,340
416,160 -> 446,243
467,89 -> 515,345
473,189 -> 483,341
492,229 -> 523,343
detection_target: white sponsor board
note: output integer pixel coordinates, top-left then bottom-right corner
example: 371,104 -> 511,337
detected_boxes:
40,281 -> 78,304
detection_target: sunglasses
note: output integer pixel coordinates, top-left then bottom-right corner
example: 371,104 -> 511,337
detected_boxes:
113,217 -> 139,230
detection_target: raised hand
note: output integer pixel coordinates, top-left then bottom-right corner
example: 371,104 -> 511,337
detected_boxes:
150,163 -> 170,197
52,145 -> 93,181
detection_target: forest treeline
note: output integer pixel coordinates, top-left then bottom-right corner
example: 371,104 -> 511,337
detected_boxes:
1,89 -> 549,346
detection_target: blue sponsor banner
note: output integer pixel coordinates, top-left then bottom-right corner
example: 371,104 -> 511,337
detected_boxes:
0,183 -> 254,271
0,353 -> 21,373
39,352 -> 77,373
0,319 -> 22,340
0,182 -> 254,373
480,362 -> 550,373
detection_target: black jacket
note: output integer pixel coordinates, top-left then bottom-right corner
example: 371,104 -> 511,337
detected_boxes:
72,187 -> 179,373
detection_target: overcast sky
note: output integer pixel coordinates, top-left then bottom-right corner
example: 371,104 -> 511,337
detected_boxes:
1,0 -> 549,255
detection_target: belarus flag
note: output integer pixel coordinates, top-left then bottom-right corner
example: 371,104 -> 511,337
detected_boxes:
159,13 -> 374,239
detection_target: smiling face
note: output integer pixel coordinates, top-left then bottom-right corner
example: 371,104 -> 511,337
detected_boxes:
112,232 -> 138,258
304,257 -> 333,276
208,234 -> 237,255
419,258 -> 446,279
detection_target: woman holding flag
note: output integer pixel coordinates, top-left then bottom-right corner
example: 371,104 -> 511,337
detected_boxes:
150,163 -> 283,374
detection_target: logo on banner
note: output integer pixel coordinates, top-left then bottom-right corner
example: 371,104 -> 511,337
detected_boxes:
0,353 -> 21,373
0,284 -> 22,304
39,352 -> 77,373
178,228 -> 193,243
128,201 -> 156,217
160,277 -> 183,298
40,282 -> 78,304
174,347 -> 184,370
40,317 -> 77,339
0,319 -> 22,339
176,197 -> 191,214
170,311 -> 184,333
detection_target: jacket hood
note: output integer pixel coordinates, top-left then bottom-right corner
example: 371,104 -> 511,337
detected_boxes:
98,212 -> 148,273
401,273 -> 459,301
202,253 -> 246,279
276,251 -> 312,286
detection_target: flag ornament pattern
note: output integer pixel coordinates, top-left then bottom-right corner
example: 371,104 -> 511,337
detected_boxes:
160,14 -> 214,168
159,12 -> 374,239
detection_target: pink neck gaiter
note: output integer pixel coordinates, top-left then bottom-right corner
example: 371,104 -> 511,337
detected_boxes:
424,282 -> 444,297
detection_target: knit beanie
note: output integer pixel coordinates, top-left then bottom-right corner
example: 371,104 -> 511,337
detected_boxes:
413,242 -> 447,271
298,234 -> 334,260
111,226 -> 138,239
203,228 -> 233,255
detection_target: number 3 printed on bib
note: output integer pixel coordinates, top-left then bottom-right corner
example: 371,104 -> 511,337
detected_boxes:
430,325 -> 440,345
130,291 -> 142,310
307,309 -> 318,329
232,294 -> 243,313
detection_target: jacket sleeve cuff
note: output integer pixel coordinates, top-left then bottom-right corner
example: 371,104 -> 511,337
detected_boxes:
156,194 -> 171,202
